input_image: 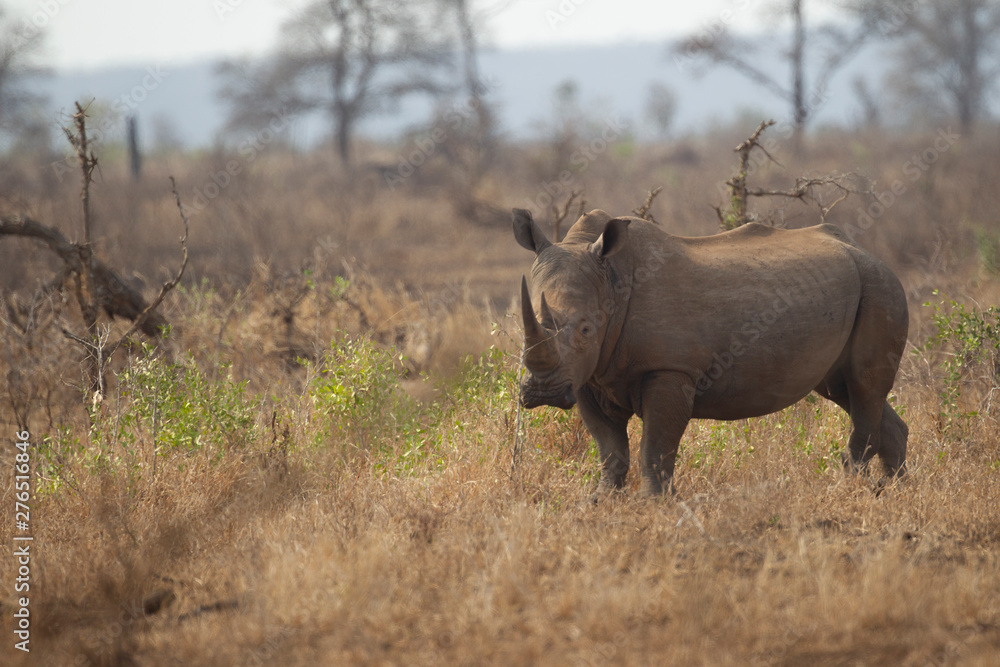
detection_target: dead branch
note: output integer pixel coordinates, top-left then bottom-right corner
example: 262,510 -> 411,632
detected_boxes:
550,190 -> 582,242
0,107 -> 188,402
64,103 -> 102,389
0,217 -> 169,337
62,101 -> 99,245
735,119 -> 781,168
745,174 -> 872,224
0,216 -> 79,260
716,119 -> 777,229
632,186 -> 663,224
60,324 -> 113,401
713,120 -> 870,230
102,176 -> 190,361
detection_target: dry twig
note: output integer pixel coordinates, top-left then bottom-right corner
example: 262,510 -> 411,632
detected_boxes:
745,174 -> 871,224
715,119 -> 777,229
632,186 -> 663,224
62,101 -> 99,245
550,190 -> 583,242
0,217 -> 170,338
714,120 -> 871,230
103,176 -> 190,361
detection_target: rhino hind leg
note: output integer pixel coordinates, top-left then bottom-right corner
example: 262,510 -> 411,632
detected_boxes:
844,252 -> 909,476
812,251 -> 909,477
815,377 -> 907,477
844,395 -> 885,471
877,401 -> 908,477
841,400 -> 907,480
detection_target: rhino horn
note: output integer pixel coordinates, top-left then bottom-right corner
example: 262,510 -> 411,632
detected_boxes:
521,276 -> 559,371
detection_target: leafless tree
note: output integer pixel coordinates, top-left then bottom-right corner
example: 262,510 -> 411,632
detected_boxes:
852,0 -> 1000,132
852,75 -> 880,130
0,5 -> 47,138
430,1 -> 508,179
218,0 -> 451,166
645,81 -> 677,140
448,0 -> 508,140
422,1 -> 510,223
675,0 -> 872,146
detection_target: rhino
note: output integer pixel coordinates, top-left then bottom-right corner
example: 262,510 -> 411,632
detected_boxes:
513,208 -> 909,496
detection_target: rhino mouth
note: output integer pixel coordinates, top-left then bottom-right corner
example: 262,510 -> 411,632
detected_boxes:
520,382 -> 576,410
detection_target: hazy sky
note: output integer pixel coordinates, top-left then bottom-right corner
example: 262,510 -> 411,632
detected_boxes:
7,0 -> 844,71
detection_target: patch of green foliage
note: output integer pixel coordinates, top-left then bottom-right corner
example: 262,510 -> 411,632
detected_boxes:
681,395 -> 852,477
423,345 -> 520,462
38,334 -> 528,497
37,347 -> 262,495
120,352 -> 261,456
974,227 -> 1000,274
305,338 -> 521,474
306,337 -> 412,451
919,292 -> 1000,432
715,193 -> 748,231
37,426 -> 84,496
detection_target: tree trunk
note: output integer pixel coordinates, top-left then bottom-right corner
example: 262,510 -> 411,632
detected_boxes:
956,0 -> 981,133
791,0 -> 806,152
456,0 -> 485,128
455,0 -> 492,184
335,113 -> 352,167
127,114 -> 142,180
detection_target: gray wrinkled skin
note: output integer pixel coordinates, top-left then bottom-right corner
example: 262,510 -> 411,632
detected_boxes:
514,208 -> 909,496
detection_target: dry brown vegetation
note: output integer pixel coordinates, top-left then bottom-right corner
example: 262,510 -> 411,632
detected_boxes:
2,120 -> 1000,665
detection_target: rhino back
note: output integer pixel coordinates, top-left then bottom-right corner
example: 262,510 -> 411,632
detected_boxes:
607,223 -> 864,419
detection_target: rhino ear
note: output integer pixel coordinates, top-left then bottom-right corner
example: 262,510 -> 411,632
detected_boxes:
512,208 -> 552,254
591,217 -> 631,259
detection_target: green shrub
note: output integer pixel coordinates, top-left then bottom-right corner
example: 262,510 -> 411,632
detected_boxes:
306,336 -> 413,452
36,426 -> 85,496
919,293 -> 1000,430
36,350 -> 261,495
974,227 -> 1000,274
117,352 -> 261,457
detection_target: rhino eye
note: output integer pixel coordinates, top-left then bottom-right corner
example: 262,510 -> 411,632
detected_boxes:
580,324 -> 593,336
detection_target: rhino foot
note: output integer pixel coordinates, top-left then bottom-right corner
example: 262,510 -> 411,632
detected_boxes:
873,465 -> 908,497
589,483 -> 626,504
638,475 -> 676,498
841,450 -> 871,475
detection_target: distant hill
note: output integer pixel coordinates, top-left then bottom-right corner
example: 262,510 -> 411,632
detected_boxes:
33,40 -> 889,150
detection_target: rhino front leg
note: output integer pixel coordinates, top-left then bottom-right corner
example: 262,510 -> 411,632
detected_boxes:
638,372 -> 695,496
576,384 -> 632,492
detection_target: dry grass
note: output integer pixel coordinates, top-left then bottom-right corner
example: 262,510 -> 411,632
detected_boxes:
2,125 -> 1000,665
3,375 -> 999,666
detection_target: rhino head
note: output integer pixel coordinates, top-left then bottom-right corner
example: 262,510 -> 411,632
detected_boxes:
513,208 -> 630,410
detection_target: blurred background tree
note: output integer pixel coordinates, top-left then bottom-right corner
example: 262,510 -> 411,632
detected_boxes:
218,0 -> 452,167
644,81 -> 677,140
851,0 -> 1000,132
0,4 -> 50,152
676,0 -> 873,148
448,0 -> 508,150
429,0 -> 509,205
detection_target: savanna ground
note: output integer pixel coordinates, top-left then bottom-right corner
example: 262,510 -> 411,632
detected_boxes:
2,117 -> 1000,665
